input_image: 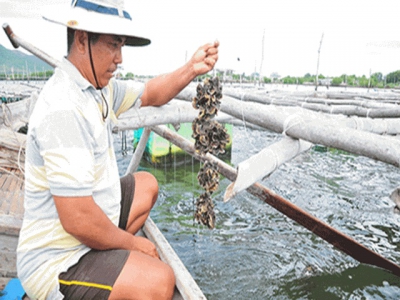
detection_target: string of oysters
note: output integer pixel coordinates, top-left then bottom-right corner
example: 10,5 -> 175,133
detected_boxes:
192,77 -> 230,229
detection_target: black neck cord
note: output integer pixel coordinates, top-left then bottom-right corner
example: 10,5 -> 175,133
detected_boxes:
88,33 -> 109,122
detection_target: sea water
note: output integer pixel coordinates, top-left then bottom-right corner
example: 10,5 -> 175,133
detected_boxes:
115,126 -> 400,300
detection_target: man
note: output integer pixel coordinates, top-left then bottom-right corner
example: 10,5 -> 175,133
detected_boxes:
16,0 -> 219,299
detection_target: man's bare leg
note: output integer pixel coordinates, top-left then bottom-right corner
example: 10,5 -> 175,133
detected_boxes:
109,250 -> 175,300
109,171 -> 175,299
126,171 -> 159,234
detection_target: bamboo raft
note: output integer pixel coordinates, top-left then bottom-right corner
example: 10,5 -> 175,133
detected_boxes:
2,23 -> 400,297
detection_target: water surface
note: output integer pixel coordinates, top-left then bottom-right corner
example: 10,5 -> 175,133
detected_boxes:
116,125 -> 400,300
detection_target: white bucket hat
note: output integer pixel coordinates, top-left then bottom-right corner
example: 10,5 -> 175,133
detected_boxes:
42,0 -> 151,46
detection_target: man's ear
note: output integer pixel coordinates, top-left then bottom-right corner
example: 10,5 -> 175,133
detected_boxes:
74,30 -> 88,54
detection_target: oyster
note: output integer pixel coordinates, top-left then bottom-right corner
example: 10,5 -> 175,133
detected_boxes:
197,161 -> 219,192
192,119 -> 230,156
194,192 -> 215,229
191,76 -> 229,229
192,77 -> 223,121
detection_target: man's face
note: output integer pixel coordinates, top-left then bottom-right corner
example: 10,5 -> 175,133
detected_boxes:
90,34 -> 126,88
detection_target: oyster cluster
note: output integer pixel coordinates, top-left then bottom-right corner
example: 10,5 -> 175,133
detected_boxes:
197,161 -> 219,192
192,119 -> 229,156
194,192 -> 215,229
192,78 -> 222,119
192,77 -> 229,156
192,77 -> 229,229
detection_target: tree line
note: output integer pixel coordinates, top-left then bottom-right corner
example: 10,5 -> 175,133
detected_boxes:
0,70 -> 54,81
195,70 -> 400,88
3,69 -> 400,88
279,71 -> 400,88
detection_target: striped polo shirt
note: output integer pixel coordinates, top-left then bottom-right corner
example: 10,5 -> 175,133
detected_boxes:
17,58 -> 144,299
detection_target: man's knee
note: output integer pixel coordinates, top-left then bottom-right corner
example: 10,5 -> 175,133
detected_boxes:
110,253 -> 175,300
154,263 -> 175,299
134,171 -> 159,201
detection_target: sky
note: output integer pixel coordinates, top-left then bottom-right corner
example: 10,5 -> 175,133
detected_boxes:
1,0 -> 400,78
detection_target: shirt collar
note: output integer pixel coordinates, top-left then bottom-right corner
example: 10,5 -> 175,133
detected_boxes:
60,57 -> 94,91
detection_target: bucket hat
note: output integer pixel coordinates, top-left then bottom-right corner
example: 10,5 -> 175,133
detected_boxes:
42,0 -> 151,46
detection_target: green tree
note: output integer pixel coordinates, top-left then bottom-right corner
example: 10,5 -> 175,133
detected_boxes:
303,73 -> 314,83
125,72 -> 134,79
371,72 -> 383,82
232,74 -> 240,82
262,77 -> 271,83
331,77 -> 342,86
282,76 -> 296,84
386,70 -> 400,84
347,74 -> 357,86
358,75 -> 369,87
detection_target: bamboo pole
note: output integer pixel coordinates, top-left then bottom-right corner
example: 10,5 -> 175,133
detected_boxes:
247,101 -> 400,135
176,89 -> 400,167
224,136 -> 313,202
234,100 -> 400,136
225,84 -> 400,103
221,98 -> 400,167
115,100 -> 239,131
224,88 -> 400,118
315,33 -> 324,91
298,102 -> 400,118
151,124 -> 400,277
259,28 -> 265,85
116,100 -> 197,131
2,23 -> 60,68
124,127 -> 151,174
225,87 -> 400,107
143,218 -> 206,300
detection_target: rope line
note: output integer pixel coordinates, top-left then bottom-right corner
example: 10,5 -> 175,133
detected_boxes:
282,114 -> 304,136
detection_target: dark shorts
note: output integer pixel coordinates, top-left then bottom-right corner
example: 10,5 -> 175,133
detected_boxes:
59,174 -> 135,299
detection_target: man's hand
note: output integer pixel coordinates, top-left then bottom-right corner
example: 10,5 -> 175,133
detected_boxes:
131,236 -> 160,259
140,41 -> 220,107
190,40 -> 220,76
